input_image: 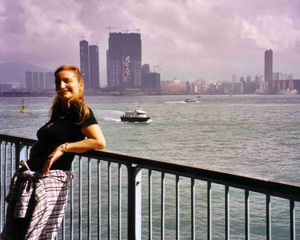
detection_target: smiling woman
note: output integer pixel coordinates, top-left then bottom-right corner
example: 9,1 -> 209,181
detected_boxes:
55,67 -> 84,101
0,65 -> 106,240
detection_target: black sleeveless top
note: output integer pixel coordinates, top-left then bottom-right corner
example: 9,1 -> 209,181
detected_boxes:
27,107 -> 98,171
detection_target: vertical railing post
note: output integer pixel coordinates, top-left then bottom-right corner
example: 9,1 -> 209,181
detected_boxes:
266,194 -> 271,240
148,170 -> 153,240
15,142 -> 29,167
225,185 -> 230,240
127,164 -> 142,240
290,200 -> 295,240
161,172 -> 165,240
108,161 -> 111,240
191,178 -> 195,240
118,164 -> 122,240
207,182 -> 212,240
245,190 -> 250,240
176,175 -> 180,240
0,140 -> 2,230
97,161 -> 101,240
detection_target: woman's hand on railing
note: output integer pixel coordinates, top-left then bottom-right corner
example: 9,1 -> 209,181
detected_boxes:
43,144 -> 65,173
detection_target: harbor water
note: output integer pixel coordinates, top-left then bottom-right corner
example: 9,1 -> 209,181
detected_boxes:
1,94 -> 300,239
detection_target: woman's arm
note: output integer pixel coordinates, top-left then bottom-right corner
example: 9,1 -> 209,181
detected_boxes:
43,124 -> 106,173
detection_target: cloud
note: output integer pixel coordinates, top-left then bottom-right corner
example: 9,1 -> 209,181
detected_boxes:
0,0 -> 300,82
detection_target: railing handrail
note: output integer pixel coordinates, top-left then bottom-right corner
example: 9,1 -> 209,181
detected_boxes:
1,133 -> 300,201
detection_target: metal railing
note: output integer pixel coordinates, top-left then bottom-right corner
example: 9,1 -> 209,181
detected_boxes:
1,133 -> 300,239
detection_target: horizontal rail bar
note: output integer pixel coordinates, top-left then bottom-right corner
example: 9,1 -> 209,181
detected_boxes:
1,133 -> 300,202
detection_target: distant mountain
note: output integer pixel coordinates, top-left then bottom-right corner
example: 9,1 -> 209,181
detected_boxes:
0,62 -> 51,85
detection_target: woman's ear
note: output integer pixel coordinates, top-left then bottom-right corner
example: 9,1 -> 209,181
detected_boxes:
79,81 -> 84,90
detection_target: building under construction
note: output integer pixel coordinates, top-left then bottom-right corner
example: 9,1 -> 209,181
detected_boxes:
106,32 -> 142,94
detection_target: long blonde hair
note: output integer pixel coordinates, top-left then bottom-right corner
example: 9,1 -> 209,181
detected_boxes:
50,65 -> 90,125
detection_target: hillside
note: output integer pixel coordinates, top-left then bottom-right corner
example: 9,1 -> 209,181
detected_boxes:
0,62 -> 51,85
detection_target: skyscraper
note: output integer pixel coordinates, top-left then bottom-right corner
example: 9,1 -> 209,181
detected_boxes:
106,32 -> 142,90
80,40 -> 90,88
264,49 -> 273,82
79,40 -> 100,90
89,45 -> 100,89
25,71 -> 33,92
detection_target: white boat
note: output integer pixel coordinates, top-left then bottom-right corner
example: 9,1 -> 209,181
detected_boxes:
277,89 -> 298,95
185,98 -> 199,103
120,107 -> 151,122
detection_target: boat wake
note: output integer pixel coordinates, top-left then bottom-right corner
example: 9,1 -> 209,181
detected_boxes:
128,119 -> 152,124
164,101 -> 187,104
103,117 -> 121,122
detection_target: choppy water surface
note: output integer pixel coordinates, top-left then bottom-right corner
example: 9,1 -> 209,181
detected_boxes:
1,94 -> 299,183
1,94 -> 300,239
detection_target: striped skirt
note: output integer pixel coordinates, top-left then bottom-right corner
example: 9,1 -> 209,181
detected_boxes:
0,169 -> 74,240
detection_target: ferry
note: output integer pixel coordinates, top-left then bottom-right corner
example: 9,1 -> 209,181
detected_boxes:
121,107 -> 151,122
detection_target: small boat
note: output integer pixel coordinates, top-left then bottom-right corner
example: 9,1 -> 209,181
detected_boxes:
20,100 -> 27,113
185,98 -> 199,103
120,107 -> 151,122
277,89 -> 298,95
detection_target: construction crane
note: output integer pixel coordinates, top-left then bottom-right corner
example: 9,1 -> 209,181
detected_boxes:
105,26 -> 121,33
153,65 -> 162,73
123,29 -> 141,34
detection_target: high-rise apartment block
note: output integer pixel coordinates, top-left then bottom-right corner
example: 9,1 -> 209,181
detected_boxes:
264,49 -> 273,82
80,40 -> 100,90
80,40 -> 90,87
106,33 -> 142,90
25,72 -> 33,92
89,45 -> 100,89
26,71 -> 54,92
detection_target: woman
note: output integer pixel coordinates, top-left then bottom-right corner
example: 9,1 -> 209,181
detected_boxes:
0,65 -> 106,239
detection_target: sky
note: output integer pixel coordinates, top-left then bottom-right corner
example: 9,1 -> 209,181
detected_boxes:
1,0 -> 300,85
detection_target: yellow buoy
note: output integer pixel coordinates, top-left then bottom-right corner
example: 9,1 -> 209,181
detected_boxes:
20,100 -> 27,113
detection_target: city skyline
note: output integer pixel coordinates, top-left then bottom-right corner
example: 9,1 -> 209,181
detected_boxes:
1,0 -> 300,85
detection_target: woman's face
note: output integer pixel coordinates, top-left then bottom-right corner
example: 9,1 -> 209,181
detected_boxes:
55,70 -> 83,100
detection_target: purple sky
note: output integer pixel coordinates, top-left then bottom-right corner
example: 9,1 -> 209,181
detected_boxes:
1,0 -> 300,85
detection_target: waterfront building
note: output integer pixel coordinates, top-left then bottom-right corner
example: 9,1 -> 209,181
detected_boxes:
233,82 -> 244,94
45,72 -> 55,90
190,78 -> 207,93
32,72 -> 39,91
106,32 -> 142,91
246,76 -> 251,83
26,71 -> 55,92
25,71 -> 33,92
79,40 -> 100,90
161,78 -> 188,93
142,64 -> 151,75
0,83 -> 12,92
142,72 -> 161,94
79,40 -> 90,88
254,75 -> 261,85
232,74 -> 236,83
89,44 -> 100,89
38,72 -> 45,90
264,49 -> 273,82
223,82 -> 233,94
